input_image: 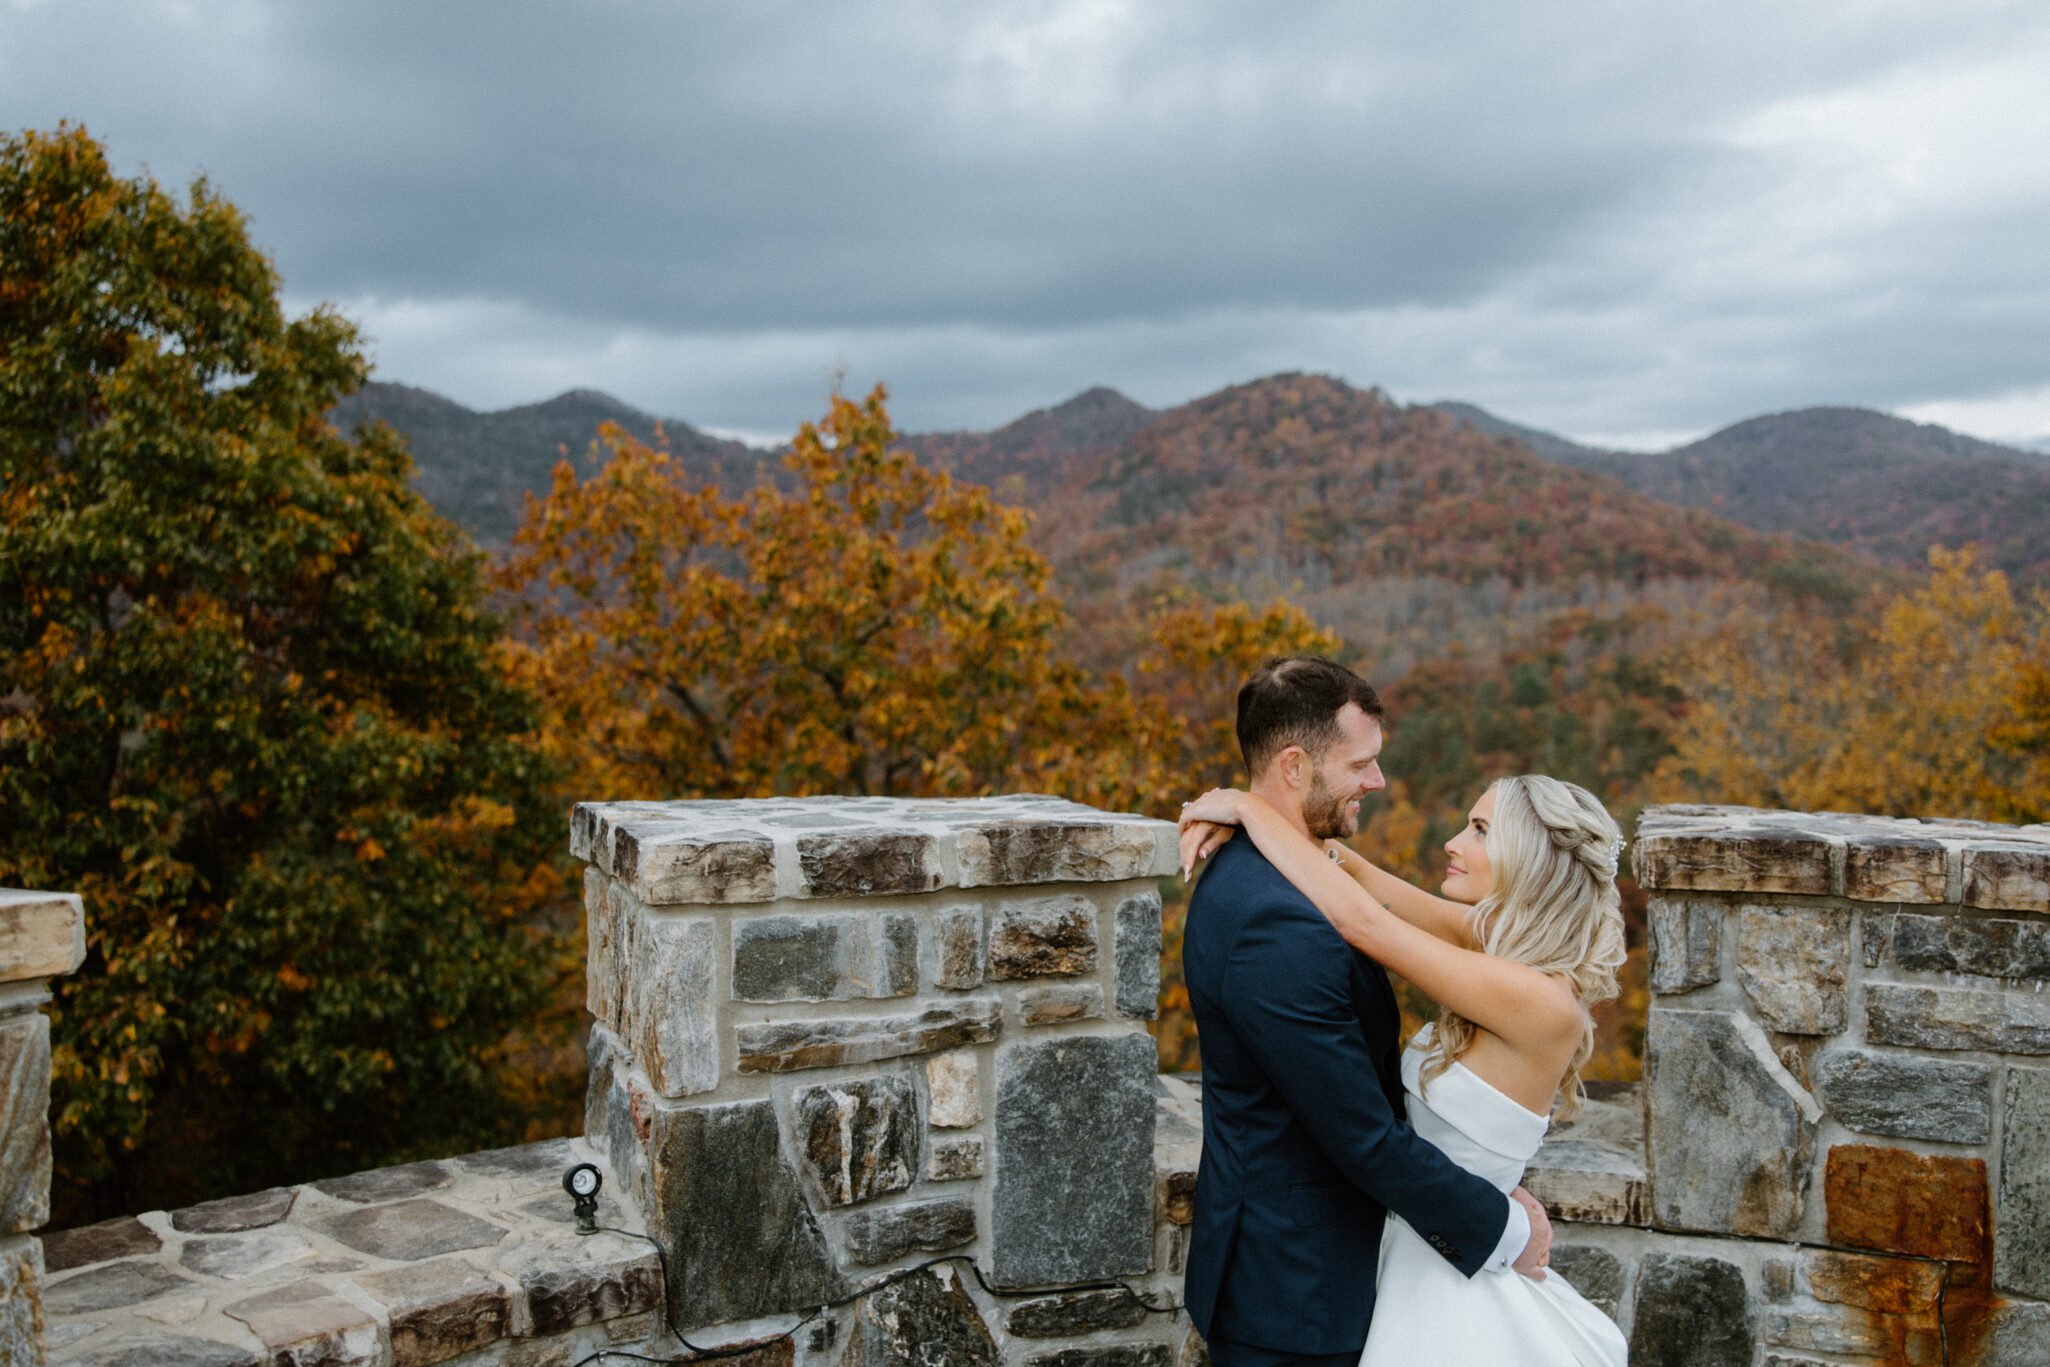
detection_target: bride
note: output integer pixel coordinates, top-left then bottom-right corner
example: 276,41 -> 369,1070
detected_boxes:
1179,774 -> 1630,1367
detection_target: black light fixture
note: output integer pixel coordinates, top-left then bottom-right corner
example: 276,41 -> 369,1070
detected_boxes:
563,1162 -> 603,1234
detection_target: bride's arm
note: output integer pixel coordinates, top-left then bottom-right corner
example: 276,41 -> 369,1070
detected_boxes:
1323,842 -> 1481,950
1181,790 -> 1581,1051
1181,818 -> 1479,949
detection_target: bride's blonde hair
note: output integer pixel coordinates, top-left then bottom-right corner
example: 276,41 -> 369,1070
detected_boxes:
1420,775 -> 1628,1122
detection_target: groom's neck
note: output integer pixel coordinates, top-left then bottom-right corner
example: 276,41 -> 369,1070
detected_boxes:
1247,773 -> 1315,841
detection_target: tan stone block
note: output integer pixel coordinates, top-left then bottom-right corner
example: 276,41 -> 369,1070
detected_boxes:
926,1051 -> 980,1128
352,1257 -> 509,1367
1824,1144 -> 1990,1263
1962,844 -> 2050,912
1635,829 -> 1833,896
0,890 -> 84,983
1842,836 -> 1948,903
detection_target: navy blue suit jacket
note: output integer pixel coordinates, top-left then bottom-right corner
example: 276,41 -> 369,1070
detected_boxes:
1181,836 -> 1513,1356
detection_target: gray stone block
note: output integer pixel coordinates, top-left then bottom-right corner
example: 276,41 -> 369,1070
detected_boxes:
1893,912 -> 2050,980
353,1257 -> 509,1367
795,1075 -> 918,1206
1997,1065 -> 2050,1300
992,1032 -> 1156,1287
1648,898 -> 1722,993
1760,1310 -> 1898,1361
1984,1302 -> 2050,1367
178,1229 -> 314,1280
619,826 -> 777,905
840,1268 -> 997,1367
45,1261 -> 191,1314
1020,983 -> 1105,1026
738,999 -> 1001,1073
647,1097 -> 847,1328
1007,1288 -> 1148,1337
798,831 -> 941,898
0,1237 -> 41,1367
170,1186 -> 298,1234
1735,903 -> 1849,1035
300,1197 -> 507,1261
499,1231 -> 663,1337
1811,1048 -> 1991,1143
934,906 -> 984,990
41,1217 -> 161,1272
1025,1349 -> 1171,1367
1860,912 -> 1891,969
842,1196 -> 976,1264
1645,1008 -> 1820,1237
733,913 -> 917,1003
455,1137 -> 576,1180
222,1282 -> 381,1366
1549,1245 -> 1624,1320
311,1160 -> 452,1204
1628,1253 -> 1752,1367
959,821 -> 1170,889
1963,843 -> 2050,912
74,1336 -> 260,1367
0,1017 -> 48,1235
629,911 -> 719,1097
1866,983 -> 2050,1054
1115,892 -> 1162,1019
989,895 -> 1098,980
929,1135 -> 983,1181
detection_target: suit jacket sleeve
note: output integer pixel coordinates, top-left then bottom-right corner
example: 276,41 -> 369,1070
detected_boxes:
1223,894 -> 1514,1277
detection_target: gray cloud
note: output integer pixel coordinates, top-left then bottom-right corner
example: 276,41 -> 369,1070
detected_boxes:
4,0 -> 2048,443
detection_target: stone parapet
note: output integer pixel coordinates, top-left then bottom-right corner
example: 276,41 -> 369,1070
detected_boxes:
39,1139 -> 668,1367
578,795 -> 1195,1367
2,888 -> 87,1367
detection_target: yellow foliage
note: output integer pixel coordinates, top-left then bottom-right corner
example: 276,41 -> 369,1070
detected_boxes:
1658,547 -> 2039,820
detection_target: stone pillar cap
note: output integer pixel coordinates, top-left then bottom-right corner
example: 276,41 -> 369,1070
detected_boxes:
572,795 -> 1177,906
0,887 -> 87,982
1634,805 -> 2050,911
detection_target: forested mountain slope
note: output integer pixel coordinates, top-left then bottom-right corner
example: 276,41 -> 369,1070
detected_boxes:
1432,402 -> 2050,580
328,382 -> 754,545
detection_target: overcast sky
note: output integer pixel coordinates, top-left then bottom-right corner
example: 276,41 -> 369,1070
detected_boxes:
6,1 -> 2049,448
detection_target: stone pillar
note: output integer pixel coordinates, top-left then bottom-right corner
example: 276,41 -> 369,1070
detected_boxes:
571,796 -> 1176,1338
0,888 -> 88,1367
1631,805 -> 2050,1365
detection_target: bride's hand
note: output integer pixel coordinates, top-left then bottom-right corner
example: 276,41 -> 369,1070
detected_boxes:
1177,789 -> 1247,879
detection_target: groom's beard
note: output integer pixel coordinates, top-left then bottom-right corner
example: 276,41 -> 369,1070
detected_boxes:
1304,770 -> 1359,840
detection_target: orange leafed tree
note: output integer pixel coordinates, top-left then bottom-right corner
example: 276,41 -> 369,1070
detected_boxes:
498,386 -> 1169,807
1657,547 -> 2040,820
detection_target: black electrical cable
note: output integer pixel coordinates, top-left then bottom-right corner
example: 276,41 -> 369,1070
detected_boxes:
566,1223 -> 1186,1367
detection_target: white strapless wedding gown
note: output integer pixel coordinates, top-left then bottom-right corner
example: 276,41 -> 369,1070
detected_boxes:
1358,1033 -> 1627,1367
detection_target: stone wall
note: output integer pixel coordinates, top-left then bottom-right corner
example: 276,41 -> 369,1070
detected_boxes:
1528,805 -> 2050,1367
0,888 -> 87,1367
574,795 -> 1199,1365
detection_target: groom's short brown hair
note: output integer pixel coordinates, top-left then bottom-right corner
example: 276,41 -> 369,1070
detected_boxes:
1236,656 -> 1384,776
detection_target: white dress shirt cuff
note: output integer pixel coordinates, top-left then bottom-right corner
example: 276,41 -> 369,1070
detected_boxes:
1484,1197 -> 1532,1273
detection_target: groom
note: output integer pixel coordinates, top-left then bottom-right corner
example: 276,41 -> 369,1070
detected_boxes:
1181,656 -> 1551,1367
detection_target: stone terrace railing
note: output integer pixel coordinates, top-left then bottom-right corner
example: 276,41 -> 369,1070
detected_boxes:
37,797 -> 2050,1367
1522,804 -> 2050,1367
2,888 -> 87,1367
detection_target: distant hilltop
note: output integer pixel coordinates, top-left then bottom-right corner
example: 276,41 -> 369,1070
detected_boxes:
329,377 -> 2050,581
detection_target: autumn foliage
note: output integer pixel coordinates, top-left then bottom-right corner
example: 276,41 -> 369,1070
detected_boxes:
11,125 -> 2047,1221
0,127 -> 567,1220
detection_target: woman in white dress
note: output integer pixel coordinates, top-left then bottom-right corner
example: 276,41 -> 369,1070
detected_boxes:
1179,775 -> 1630,1367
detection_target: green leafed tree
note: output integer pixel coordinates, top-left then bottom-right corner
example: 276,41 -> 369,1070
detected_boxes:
0,126 -> 569,1220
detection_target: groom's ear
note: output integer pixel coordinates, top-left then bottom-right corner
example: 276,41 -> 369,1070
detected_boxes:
1275,744 -> 1309,790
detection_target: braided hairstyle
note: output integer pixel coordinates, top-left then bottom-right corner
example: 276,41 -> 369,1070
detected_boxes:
1419,775 -> 1628,1122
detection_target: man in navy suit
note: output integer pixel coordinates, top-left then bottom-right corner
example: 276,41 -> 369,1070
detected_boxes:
1181,656 -> 1552,1367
